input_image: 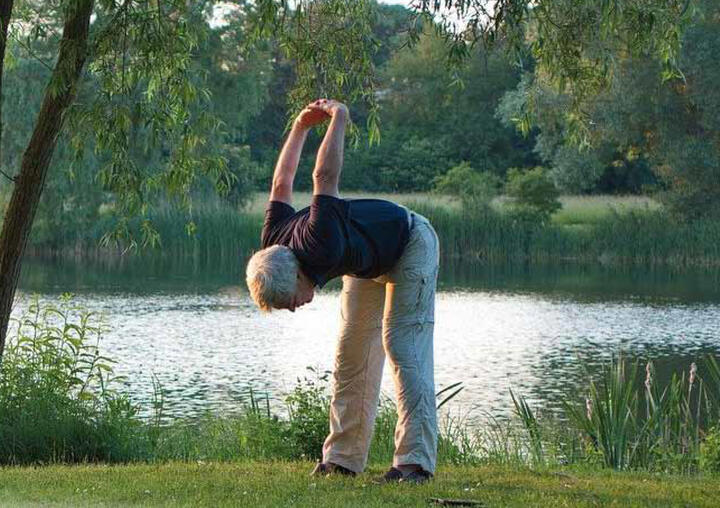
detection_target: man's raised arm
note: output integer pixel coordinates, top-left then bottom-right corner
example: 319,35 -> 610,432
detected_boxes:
269,122 -> 309,205
269,101 -> 331,205
312,100 -> 349,199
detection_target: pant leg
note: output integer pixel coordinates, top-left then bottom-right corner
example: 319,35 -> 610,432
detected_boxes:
380,214 -> 440,474
322,275 -> 386,472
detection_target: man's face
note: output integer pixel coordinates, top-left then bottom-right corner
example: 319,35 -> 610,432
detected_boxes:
279,269 -> 315,312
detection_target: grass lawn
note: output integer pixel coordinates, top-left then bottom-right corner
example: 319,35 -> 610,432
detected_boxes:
1,462 -> 718,507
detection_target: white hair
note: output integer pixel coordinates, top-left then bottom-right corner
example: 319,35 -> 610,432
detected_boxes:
245,245 -> 299,312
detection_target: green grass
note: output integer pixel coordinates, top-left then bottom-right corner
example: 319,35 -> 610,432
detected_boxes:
245,191 -> 463,214
1,461 -> 719,507
245,191 -> 654,222
550,195 -> 662,226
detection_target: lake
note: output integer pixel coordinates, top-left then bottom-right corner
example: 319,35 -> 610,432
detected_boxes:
13,255 -> 720,421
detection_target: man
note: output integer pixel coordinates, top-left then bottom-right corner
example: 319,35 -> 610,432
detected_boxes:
245,98 -> 440,484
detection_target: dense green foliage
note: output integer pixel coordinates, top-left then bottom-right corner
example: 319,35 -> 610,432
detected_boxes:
337,31 -> 534,191
433,162 -> 502,208
504,167 -> 561,223
499,0 -> 720,218
700,426 -> 720,473
0,297 -> 141,463
2,1 -> 719,246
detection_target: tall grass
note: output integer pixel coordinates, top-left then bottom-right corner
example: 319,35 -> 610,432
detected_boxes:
413,203 -> 720,267
564,358 -> 640,470
560,356 -> 720,472
510,390 -> 545,467
24,192 -> 720,268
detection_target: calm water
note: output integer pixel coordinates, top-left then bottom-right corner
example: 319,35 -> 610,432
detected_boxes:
13,256 -> 720,420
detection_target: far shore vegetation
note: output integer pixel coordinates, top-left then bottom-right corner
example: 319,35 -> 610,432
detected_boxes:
19,190 -> 720,269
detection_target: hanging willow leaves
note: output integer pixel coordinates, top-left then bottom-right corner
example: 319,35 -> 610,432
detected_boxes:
248,0 -> 381,148
411,0 -> 698,141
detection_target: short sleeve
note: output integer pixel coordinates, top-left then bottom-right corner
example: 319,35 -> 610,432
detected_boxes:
261,200 -> 296,248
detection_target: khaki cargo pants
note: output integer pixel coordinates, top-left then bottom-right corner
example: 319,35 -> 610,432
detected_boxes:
322,211 -> 439,474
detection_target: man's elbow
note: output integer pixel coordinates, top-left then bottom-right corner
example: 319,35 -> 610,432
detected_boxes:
312,166 -> 338,184
312,168 -> 339,196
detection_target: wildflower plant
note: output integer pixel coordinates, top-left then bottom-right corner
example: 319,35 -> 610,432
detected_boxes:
0,295 -> 141,464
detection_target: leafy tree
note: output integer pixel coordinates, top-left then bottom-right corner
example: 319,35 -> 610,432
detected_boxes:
412,0 -> 695,128
497,74 -> 656,195
500,0 -> 720,216
341,29 -> 534,191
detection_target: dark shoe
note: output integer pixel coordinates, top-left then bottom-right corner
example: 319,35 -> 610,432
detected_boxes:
372,467 -> 404,484
401,469 -> 433,484
310,462 -> 356,477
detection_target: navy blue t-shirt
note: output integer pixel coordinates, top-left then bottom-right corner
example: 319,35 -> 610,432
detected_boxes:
260,195 -> 410,288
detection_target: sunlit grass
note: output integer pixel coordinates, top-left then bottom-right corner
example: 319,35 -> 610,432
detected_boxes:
246,192 -> 661,227
244,191 -> 462,214
551,195 -> 662,226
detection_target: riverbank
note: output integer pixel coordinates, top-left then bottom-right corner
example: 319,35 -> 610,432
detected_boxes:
4,297 -> 720,473
2,461 -> 718,507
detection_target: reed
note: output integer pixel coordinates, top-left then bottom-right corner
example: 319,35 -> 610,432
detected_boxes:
413,204 -> 720,267
23,193 -> 720,268
560,355 -> 720,472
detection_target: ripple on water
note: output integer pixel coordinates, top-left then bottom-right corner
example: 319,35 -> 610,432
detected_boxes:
10,289 -> 720,420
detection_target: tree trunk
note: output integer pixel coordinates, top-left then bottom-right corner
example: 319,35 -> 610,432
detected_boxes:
0,0 -> 94,359
0,0 -> 15,166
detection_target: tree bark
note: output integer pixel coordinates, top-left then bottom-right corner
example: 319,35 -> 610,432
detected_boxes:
0,0 -> 94,359
0,0 -> 15,168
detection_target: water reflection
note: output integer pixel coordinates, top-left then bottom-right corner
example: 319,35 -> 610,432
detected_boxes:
21,255 -> 720,302
13,256 -> 720,420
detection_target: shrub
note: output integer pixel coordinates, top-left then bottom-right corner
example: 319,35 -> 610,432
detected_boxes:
505,167 -> 562,223
0,296 -> 143,464
433,161 -> 502,209
700,425 -> 720,473
284,368 -> 331,460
